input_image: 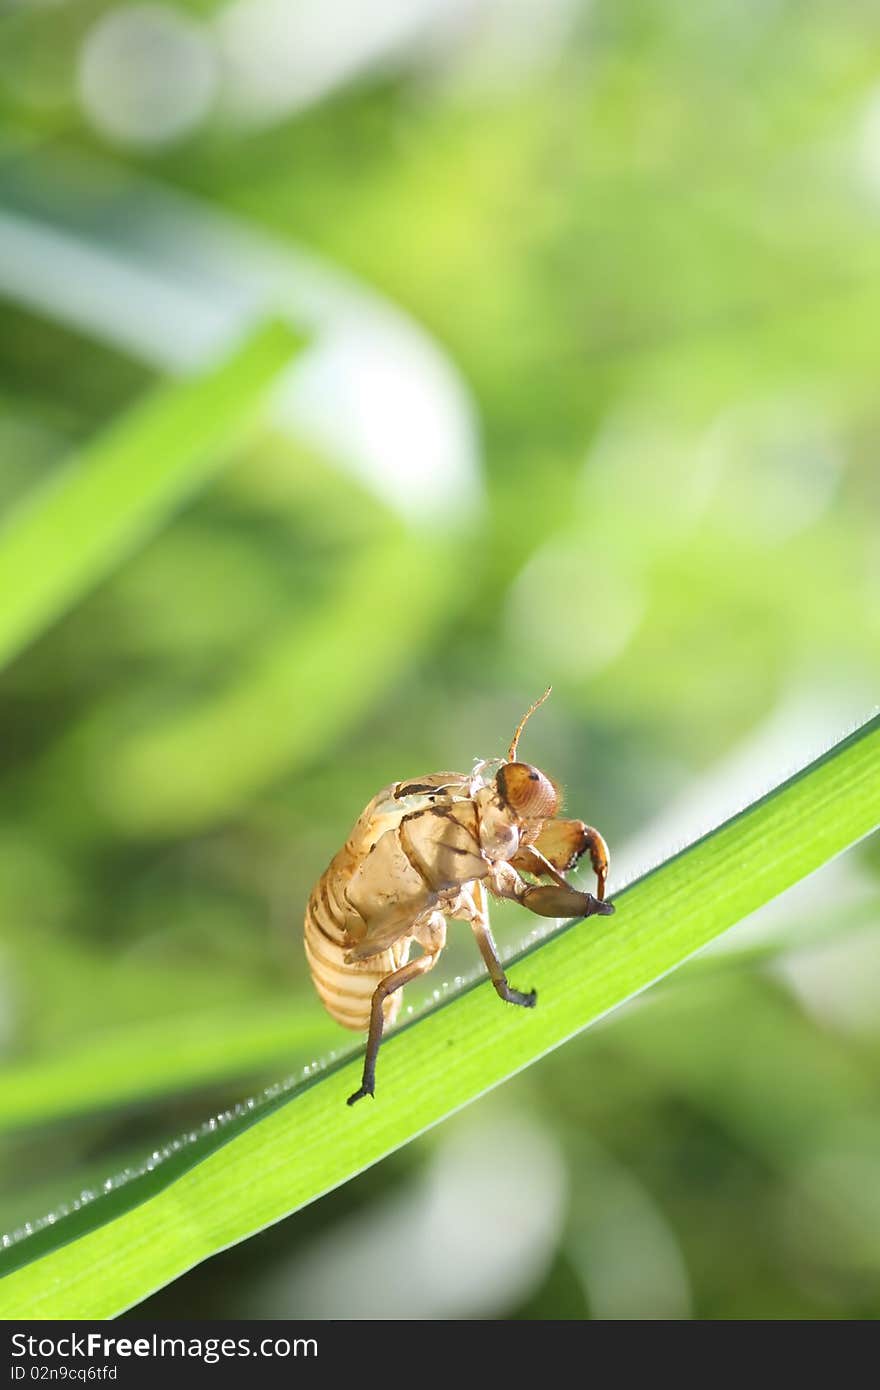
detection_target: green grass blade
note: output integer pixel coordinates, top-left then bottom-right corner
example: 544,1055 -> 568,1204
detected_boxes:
1,714 -> 878,1316
0,322 -> 299,669
0,1005 -> 334,1133
6,885 -> 876,1135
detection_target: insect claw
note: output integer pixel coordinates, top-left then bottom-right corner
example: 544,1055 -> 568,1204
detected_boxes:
505,985 -> 537,1008
346,1085 -> 375,1106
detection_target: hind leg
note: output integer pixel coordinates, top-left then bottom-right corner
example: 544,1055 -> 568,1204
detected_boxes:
348,912 -> 446,1106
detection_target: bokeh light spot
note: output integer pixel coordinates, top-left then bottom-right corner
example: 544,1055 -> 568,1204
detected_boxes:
78,4 -> 218,148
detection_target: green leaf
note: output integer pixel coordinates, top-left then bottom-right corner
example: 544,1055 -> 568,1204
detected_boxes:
0,322 -> 300,670
0,1004 -> 333,1134
1,714 -> 878,1316
5,897 -> 875,1137
5,870 -> 875,1136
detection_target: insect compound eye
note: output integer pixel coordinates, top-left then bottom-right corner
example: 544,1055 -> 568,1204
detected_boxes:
496,762 -> 558,821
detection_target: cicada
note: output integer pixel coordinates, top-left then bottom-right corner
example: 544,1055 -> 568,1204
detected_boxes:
304,689 -> 614,1106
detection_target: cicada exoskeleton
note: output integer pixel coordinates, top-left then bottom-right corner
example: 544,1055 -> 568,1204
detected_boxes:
304,689 -> 613,1105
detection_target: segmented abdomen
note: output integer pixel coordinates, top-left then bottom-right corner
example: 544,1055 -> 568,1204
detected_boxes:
304,865 -> 411,1032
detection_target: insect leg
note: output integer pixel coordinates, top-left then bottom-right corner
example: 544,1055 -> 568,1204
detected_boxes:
512,819 -> 611,900
490,860 -> 614,920
581,826 -> 610,901
466,881 -> 536,1009
347,914 -> 445,1107
509,844 -> 572,889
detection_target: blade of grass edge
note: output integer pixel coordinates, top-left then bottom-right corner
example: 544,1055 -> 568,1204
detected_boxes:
1,712 -> 878,1316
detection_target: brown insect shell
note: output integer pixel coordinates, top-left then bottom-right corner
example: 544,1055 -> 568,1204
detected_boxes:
496,762 -> 559,824
472,782 -> 520,862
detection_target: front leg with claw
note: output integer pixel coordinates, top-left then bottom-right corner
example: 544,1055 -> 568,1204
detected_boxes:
489,859 -> 615,921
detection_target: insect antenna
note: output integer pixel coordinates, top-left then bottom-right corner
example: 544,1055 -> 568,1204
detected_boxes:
507,686 -> 552,762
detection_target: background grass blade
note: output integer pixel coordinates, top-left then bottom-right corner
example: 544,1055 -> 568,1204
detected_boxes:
0,712 -> 877,1317
0,321 -> 299,670
0,1006 -> 334,1134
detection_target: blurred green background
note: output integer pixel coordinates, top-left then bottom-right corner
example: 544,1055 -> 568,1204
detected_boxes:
2,0 -> 880,1319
